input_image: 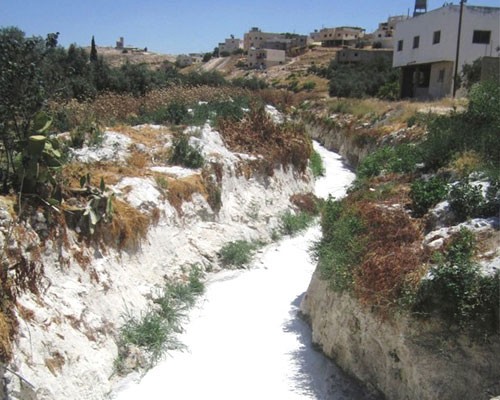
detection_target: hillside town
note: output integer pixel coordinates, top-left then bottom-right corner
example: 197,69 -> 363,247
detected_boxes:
171,0 -> 499,99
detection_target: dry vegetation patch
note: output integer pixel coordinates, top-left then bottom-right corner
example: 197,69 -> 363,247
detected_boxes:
219,106 -> 312,175
354,202 -> 426,312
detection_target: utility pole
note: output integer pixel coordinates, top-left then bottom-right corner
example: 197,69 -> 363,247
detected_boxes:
453,0 -> 466,97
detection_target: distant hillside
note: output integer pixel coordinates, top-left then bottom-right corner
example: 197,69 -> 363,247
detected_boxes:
88,46 -> 177,69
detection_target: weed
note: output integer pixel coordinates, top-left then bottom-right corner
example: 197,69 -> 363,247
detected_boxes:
116,267 -> 205,373
154,175 -> 169,191
314,198 -> 365,292
310,150 -> 325,178
169,135 -> 204,169
280,211 -> 314,236
219,240 -> 260,268
357,144 -> 421,180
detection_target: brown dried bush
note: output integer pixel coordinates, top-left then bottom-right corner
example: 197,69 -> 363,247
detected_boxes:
354,202 -> 425,312
218,105 -> 312,175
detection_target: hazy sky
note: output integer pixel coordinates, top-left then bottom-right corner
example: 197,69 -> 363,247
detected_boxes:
1,0 -> 499,54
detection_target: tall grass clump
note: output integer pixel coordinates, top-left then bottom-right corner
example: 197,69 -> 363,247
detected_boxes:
280,211 -> 314,236
169,135 -> 204,169
218,104 -> 312,174
115,267 -> 205,373
310,150 -> 325,177
314,198 -> 365,292
219,240 -> 261,268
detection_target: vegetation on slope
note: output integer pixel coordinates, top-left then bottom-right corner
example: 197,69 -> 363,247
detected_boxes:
0,27 -> 315,364
315,80 -> 500,338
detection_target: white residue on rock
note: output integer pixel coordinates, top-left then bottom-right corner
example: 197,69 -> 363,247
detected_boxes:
71,131 -> 132,163
113,177 -> 162,210
265,104 -> 284,124
150,166 -> 199,178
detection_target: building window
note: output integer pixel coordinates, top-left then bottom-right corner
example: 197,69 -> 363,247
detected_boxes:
472,30 -> 491,44
433,30 -> 441,44
437,69 -> 445,83
397,40 -> 403,51
413,36 -> 420,49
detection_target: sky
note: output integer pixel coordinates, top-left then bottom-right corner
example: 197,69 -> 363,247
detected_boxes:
1,0 -> 499,55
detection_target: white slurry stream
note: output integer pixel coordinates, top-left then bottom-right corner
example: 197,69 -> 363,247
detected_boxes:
112,143 -> 371,399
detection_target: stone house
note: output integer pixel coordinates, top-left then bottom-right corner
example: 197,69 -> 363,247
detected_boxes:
243,27 -> 309,55
247,48 -> 286,69
310,26 -> 365,47
371,16 -> 409,49
218,36 -> 244,55
393,4 -> 500,99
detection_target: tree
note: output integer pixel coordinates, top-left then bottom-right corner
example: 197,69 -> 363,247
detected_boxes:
202,52 -> 212,62
0,27 -> 55,190
90,35 -> 98,62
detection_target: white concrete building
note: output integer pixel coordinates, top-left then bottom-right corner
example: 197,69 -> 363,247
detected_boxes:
393,4 -> 500,99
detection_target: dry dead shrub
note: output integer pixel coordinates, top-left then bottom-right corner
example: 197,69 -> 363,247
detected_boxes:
45,351 -> 65,376
353,202 -> 426,312
219,106 -> 312,175
290,193 -> 319,215
96,198 -> 150,251
166,175 -> 207,215
127,151 -> 150,170
0,311 -> 14,361
258,88 -> 320,111
62,162 -> 148,189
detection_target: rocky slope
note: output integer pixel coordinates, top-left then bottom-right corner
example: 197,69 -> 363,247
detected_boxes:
3,122 -> 313,400
300,107 -> 500,400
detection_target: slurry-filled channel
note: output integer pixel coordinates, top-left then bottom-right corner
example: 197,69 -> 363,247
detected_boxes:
112,142 -> 376,399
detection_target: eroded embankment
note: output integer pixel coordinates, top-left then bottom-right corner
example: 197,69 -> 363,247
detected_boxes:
301,111 -> 500,400
3,121 -> 314,400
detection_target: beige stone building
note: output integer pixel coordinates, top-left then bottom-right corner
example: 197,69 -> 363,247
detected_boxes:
371,16 -> 409,49
218,36 -> 244,55
243,27 -> 309,55
247,48 -> 286,69
310,26 -> 365,47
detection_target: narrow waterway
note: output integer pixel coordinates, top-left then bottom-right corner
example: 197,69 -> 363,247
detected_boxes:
112,143 -> 375,399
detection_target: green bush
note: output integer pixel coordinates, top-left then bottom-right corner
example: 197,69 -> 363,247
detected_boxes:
187,97 -> 248,126
219,240 -> 259,268
169,135 -> 204,169
357,144 -> 420,180
324,57 -> 400,99
413,228 -> 499,336
410,177 -> 448,217
314,198 -> 365,292
279,211 -> 314,235
310,150 -> 325,177
418,81 -> 500,171
302,81 -> 316,91
448,178 -> 484,221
